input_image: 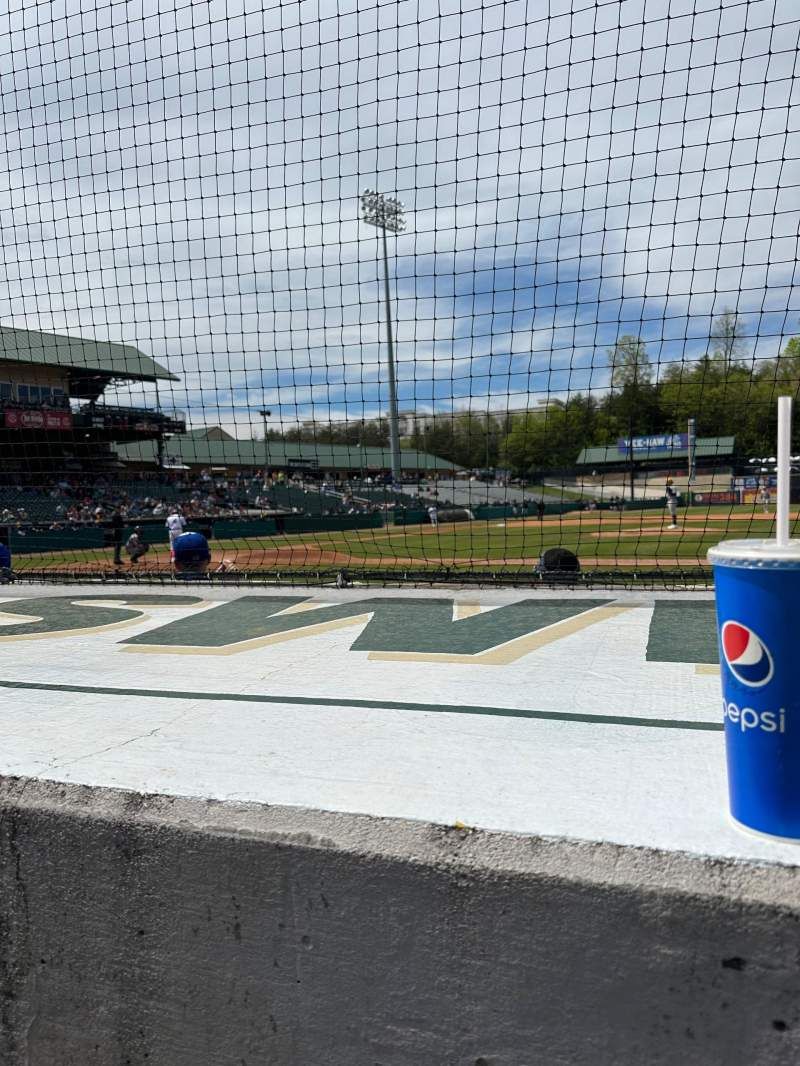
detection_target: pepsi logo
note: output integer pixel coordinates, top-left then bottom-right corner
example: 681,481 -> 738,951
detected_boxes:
721,621 -> 774,688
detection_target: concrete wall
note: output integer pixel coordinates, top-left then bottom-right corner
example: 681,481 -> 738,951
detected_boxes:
1,775 -> 800,1066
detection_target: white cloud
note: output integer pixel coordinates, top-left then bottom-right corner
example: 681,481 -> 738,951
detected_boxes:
0,0 -> 796,434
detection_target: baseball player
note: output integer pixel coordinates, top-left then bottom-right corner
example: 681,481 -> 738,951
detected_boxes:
665,479 -> 679,529
166,508 -> 187,558
172,530 -> 212,577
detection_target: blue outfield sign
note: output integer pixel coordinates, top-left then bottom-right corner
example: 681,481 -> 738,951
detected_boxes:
734,476 -> 777,490
617,433 -> 688,455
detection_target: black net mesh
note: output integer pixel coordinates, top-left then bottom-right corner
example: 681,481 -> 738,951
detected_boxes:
0,0 -> 798,586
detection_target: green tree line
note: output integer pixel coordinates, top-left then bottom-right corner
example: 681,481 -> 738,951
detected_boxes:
268,314 -> 800,475
502,329 -> 800,475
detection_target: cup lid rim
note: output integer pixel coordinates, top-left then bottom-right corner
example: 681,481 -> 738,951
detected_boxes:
708,538 -> 800,564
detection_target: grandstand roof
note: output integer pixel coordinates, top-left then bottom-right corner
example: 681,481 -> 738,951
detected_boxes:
115,432 -> 459,472
576,436 -> 735,466
0,325 -> 177,382
185,426 -> 235,441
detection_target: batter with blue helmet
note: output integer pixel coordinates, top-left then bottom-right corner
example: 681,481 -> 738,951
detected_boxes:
172,530 -> 212,575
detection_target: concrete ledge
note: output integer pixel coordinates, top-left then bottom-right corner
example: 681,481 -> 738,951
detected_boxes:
2,775 -> 800,1065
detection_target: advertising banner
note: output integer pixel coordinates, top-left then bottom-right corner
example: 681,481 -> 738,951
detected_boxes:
617,433 -> 688,455
693,491 -> 737,504
4,408 -> 73,431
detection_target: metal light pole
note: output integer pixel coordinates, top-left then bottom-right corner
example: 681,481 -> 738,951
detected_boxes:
486,411 -> 491,472
360,189 -> 406,486
258,408 -> 271,473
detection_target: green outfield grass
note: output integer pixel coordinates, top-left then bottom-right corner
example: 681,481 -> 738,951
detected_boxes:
11,503 -> 789,575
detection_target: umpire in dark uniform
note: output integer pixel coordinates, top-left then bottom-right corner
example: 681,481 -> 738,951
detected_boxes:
111,509 -> 124,566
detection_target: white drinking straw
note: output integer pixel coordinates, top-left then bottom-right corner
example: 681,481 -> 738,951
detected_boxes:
776,395 -> 792,547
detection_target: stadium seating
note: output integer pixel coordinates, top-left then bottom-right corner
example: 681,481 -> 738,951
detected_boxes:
348,483 -> 421,505
0,488 -> 63,522
0,475 -> 231,525
0,474 -> 451,528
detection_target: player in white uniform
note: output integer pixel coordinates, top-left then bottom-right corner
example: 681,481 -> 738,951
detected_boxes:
166,510 -> 187,558
665,479 -> 679,529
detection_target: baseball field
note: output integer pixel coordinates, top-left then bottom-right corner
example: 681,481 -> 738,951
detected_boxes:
10,503 -> 785,576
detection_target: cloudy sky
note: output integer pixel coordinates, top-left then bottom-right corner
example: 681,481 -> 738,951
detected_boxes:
0,0 -> 797,434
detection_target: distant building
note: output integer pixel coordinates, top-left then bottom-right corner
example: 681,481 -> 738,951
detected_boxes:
575,436 -> 736,475
116,428 -> 460,477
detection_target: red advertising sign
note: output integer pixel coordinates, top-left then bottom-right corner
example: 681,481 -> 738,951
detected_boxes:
45,410 -> 73,430
4,408 -> 72,431
692,490 -> 736,504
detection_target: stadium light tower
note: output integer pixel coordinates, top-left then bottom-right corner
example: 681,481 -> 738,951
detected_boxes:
360,189 -> 406,486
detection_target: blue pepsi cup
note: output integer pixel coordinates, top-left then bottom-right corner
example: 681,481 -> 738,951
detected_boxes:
709,539 -> 800,840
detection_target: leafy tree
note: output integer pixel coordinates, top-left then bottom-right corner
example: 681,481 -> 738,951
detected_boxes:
264,331 -> 800,477
502,396 -> 598,474
658,357 -> 773,459
771,336 -> 800,394
605,335 -> 660,450
284,419 -> 389,447
502,409 -> 551,473
710,308 -> 749,371
608,335 -> 652,389
407,413 -> 503,470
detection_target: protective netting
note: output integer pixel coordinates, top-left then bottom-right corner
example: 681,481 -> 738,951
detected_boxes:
0,0 -> 798,586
